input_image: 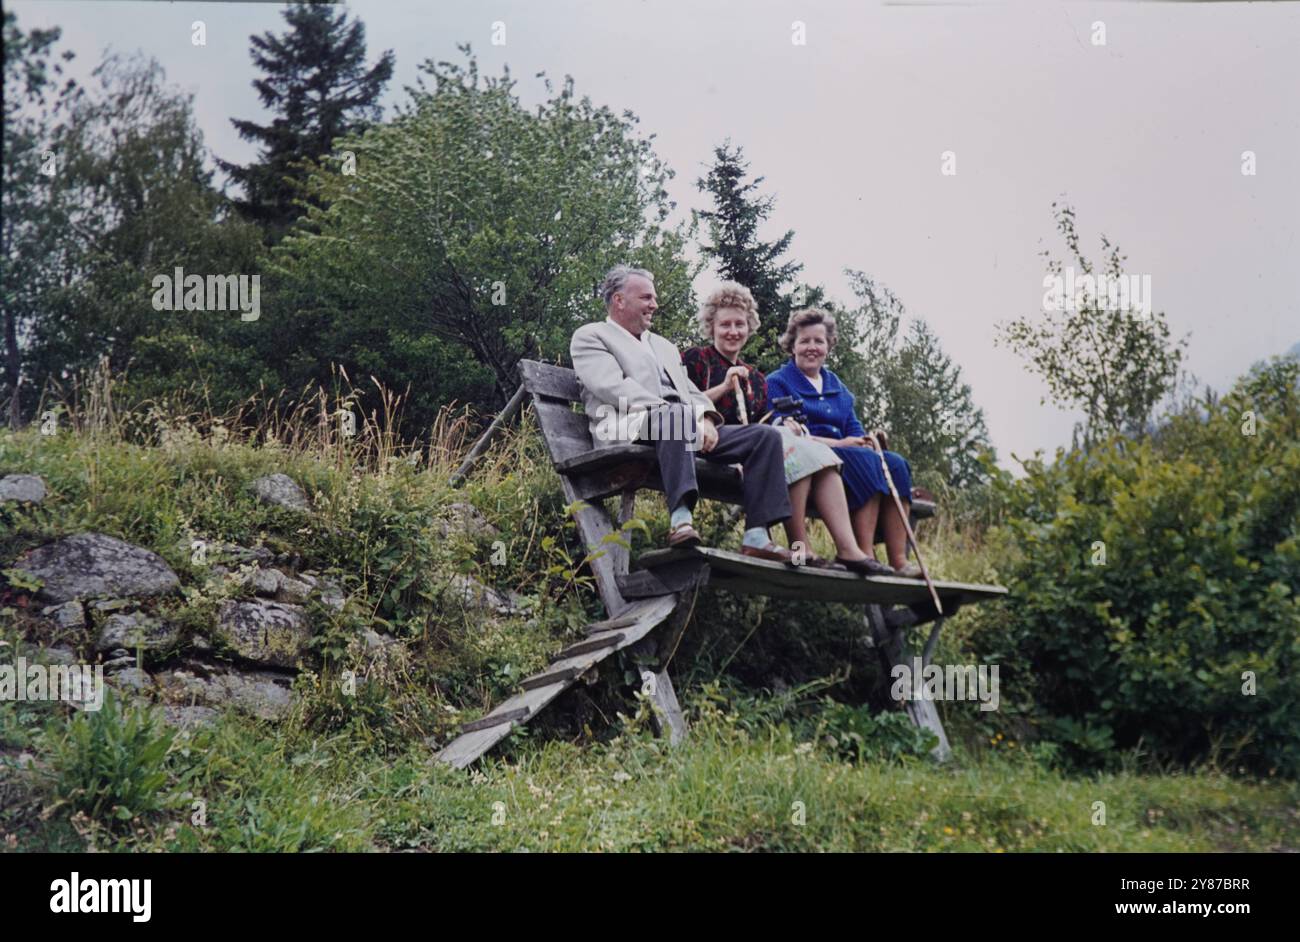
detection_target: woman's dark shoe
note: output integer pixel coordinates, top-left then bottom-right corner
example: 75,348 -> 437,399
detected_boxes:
802,555 -> 846,571
835,556 -> 895,577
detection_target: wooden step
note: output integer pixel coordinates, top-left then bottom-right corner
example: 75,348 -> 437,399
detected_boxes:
459,707 -> 531,734
551,632 -> 624,661
436,595 -> 679,768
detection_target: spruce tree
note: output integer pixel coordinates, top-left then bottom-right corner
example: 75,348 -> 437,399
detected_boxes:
695,141 -> 816,369
219,1 -> 393,241
844,270 -> 995,488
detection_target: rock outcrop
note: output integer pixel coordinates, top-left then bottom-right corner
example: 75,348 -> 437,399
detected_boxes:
215,599 -> 312,668
250,473 -> 310,512
11,533 -> 180,603
0,474 -> 46,503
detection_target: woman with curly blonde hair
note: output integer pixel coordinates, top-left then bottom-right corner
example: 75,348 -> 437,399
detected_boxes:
681,283 -> 891,575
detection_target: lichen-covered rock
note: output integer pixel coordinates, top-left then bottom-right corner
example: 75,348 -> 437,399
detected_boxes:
38,646 -> 78,666
215,599 -> 310,668
95,612 -> 180,654
436,501 -> 498,540
274,574 -> 312,604
246,567 -> 282,597
41,601 -> 86,630
295,571 -> 346,611
448,574 -> 527,615
158,668 -> 295,721
89,598 -> 134,614
11,533 -> 180,604
202,540 -> 275,568
0,474 -> 46,503
109,667 -> 153,693
250,473 -> 310,512
161,705 -> 220,730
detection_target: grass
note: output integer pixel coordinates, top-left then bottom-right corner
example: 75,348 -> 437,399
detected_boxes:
4,697 -> 1296,853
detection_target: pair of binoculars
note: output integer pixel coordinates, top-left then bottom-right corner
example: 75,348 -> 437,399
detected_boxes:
769,395 -> 807,425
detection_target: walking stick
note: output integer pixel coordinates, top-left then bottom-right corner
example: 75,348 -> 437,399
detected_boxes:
867,432 -> 943,616
730,372 -> 749,425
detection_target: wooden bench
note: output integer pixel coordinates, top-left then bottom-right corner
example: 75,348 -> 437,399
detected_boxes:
436,359 -> 1007,768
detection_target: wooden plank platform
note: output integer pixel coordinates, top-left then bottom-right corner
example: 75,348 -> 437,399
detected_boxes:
633,546 -> 1006,608
436,594 -> 678,768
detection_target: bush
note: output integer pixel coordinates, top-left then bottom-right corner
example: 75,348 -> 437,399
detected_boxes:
970,358 -> 1300,775
815,698 -> 939,764
42,692 -> 177,825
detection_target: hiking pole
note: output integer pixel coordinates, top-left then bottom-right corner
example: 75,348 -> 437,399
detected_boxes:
730,372 -> 749,425
866,432 -> 943,616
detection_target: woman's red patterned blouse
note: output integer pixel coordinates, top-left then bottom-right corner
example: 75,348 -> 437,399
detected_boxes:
680,345 -> 768,426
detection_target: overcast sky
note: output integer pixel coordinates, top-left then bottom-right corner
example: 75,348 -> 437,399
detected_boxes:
11,0 -> 1299,466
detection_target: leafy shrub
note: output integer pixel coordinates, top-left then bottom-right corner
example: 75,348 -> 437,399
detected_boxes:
814,698 -> 939,764
42,692 -> 177,825
971,358 -> 1300,774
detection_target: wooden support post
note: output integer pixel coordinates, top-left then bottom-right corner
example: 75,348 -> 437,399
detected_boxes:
605,489 -> 637,579
627,574 -> 703,747
637,569 -> 702,748
450,383 -> 527,487
561,476 -> 632,618
864,603 -> 951,762
646,668 -> 687,746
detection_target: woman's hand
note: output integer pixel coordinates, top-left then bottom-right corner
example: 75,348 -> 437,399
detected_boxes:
782,417 -> 805,436
706,365 -> 751,404
841,434 -> 878,449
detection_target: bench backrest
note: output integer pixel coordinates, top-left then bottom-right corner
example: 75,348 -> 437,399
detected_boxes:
519,359 -> 595,466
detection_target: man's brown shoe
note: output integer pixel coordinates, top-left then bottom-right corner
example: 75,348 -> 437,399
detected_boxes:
667,523 -> 701,548
740,542 -> 796,564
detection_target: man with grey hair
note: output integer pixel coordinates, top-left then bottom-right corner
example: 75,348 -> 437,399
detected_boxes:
570,265 -> 794,560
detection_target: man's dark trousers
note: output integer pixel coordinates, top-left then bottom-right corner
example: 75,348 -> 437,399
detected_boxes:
642,402 -> 790,530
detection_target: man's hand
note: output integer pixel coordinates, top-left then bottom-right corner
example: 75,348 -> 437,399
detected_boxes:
697,416 -> 719,453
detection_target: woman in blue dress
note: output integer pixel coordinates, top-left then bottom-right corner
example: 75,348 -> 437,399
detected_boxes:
765,308 -> 923,578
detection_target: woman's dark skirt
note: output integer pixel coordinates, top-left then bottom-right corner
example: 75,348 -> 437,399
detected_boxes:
833,446 -> 913,509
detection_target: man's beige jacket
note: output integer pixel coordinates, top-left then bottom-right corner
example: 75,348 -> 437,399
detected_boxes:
570,319 -> 723,447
